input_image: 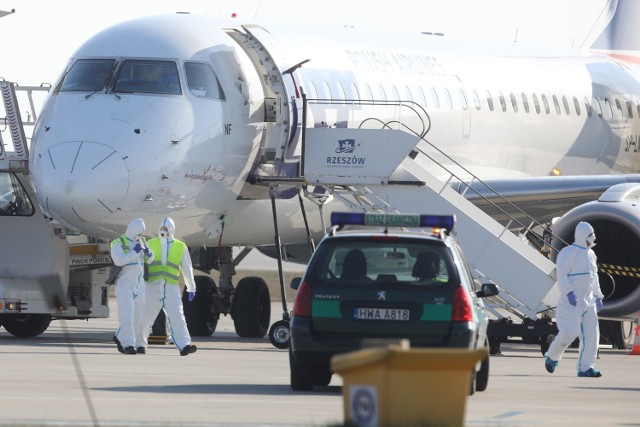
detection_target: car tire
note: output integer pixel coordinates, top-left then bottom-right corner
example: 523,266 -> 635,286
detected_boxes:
475,353 -> 490,392
314,363 -> 332,387
289,347 -> 315,391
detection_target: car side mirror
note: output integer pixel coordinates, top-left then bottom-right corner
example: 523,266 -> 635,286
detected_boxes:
290,277 -> 302,290
476,282 -> 499,298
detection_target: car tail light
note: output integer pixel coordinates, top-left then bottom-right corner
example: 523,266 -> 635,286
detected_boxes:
293,281 -> 312,317
452,285 -> 473,322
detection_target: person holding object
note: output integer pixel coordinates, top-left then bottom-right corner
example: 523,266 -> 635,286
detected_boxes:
138,217 -> 197,356
545,221 -> 604,377
111,217 -> 154,355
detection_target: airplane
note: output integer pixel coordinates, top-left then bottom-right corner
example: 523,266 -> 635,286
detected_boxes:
26,0 -> 640,347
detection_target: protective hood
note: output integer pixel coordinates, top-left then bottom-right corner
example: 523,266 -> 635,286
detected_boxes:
125,217 -> 146,241
575,221 -> 595,247
159,217 -> 175,240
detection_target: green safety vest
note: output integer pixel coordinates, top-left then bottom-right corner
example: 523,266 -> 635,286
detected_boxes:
147,238 -> 186,284
110,235 -> 149,262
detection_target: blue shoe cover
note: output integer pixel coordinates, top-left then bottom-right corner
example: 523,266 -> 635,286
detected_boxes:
577,368 -> 602,377
544,353 -> 558,373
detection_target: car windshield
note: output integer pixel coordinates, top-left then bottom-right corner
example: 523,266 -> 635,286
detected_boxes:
308,237 -> 458,286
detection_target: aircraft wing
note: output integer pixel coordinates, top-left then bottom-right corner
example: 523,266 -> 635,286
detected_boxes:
458,174 -> 640,226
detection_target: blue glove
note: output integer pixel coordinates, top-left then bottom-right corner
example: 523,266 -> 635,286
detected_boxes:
143,247 -> 152,257
595,298 -> 603,312
567,291 -> 577,306
133,242 -> 143,253
188,292 -> 196,302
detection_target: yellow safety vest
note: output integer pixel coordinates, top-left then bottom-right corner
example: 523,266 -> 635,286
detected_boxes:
147,238 -> 186,284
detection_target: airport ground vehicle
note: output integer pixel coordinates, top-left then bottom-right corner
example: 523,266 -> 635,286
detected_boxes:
288,212 -> 499,392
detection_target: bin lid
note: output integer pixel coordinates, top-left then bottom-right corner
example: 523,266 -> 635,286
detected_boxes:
331,347 -> 487,373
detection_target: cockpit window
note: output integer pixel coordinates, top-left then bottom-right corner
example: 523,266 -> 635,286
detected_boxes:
113,60 -> 182,95
184,62 -> 225,100
54,59 -> 115,93
0,172 -> 34,216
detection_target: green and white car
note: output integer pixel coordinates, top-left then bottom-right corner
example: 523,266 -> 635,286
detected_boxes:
288,212 -> 499,392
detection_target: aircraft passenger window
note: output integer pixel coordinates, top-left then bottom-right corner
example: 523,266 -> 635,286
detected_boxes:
114,60 -> 181,95
55,59 -> 115,93
0,172 -> 34,216
429,87 -> 440,109
306,81 -> 319,99
614,99 -> 624,118
184,62 -> 224,100
336,82 -> 347,100
509,93 -> 518,112
389,85 -> 400,101
592,97 -> 603,118
322,81 -> 333,100
362,84 -> 373,102
603,98 -> 613,120
472,90 -> 481,110
573,96 -> 580,116
349,83 -> 359,101
403,86 -> 413,102
584,97 -> 592,117
442,88 -> 453,110
541,94 -> 550,114
521,93 -> 529,113
485,90 -> 494,111
532,94 -> 540,114
562,96 -> 570,115
418,87 -> 428,108
552,95 -> 561,115
459,89 -> 468,110
626,100 -> 633,118
375,84 -> 387,101
498,92 -> 506,112
636,102 -> 640,119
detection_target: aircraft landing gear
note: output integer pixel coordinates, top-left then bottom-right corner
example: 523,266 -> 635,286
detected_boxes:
269,319 -> 290,349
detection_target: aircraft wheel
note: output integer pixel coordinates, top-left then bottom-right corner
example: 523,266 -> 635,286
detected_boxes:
1,313 -> 51,338
268,320 -> 290,349
183,276 -> 219,336
600,319 -> 635,349
231,277 -> 271,338
489,337 -> 501,355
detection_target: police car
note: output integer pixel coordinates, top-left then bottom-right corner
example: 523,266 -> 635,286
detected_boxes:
288,212 -> 499,392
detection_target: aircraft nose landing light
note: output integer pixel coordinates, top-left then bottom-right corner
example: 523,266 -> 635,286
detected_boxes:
35,141 -> 129,223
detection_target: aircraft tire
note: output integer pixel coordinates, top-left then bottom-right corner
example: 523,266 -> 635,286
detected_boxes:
268,319 -> 290,349
231,277 -> 271,338
600,319 -> 635,349
1,313 -> 51,338
183,276 -> 219,336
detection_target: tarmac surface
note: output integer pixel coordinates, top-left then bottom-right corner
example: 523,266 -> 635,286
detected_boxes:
1,299 -> 639,427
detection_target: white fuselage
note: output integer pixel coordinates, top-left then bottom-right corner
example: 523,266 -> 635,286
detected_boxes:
29,14 -> 640,247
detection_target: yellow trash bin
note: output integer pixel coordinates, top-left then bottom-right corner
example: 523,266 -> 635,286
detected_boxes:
331,346 -> 487,427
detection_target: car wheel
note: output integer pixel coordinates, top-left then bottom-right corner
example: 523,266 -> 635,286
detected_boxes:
289,347 -> 314,391
475,352 -> 490,392
314,363 -> 332,387
1,313 -> 51,337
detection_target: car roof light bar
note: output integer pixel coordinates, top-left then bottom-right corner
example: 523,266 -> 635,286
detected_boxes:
330,212 -> 456,232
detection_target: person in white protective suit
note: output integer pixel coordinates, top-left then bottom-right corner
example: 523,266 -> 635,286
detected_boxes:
138,217 -> 197,356
545,221 -> 604,377
111,217 -> 154,355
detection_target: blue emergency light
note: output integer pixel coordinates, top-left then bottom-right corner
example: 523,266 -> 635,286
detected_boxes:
330,212 -> 456,231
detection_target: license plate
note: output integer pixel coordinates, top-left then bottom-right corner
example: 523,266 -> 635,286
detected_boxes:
354,308 -> 410,321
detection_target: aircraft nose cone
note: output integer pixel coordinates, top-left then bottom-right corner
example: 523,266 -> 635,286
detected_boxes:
32,141 -> 129,223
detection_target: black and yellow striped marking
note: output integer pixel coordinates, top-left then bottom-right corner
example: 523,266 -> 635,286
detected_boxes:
599,263 -> 640,278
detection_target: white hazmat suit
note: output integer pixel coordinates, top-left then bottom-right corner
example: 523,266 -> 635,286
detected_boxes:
139,217 -> 197,356
546,221 -> 604,376
111,218 -> 154,353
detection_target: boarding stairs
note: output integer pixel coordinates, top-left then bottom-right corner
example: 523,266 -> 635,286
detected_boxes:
298,102 -> 558,322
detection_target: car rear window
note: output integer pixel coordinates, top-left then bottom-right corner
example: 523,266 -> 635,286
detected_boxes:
307,237 -> 459,286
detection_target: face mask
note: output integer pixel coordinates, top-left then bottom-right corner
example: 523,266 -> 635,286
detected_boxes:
159,226 -> 168,238
133,234 -> 141,242
586,232 -> 596,247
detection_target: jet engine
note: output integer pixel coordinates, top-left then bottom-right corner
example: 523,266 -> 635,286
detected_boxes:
551,183 -> 640,320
